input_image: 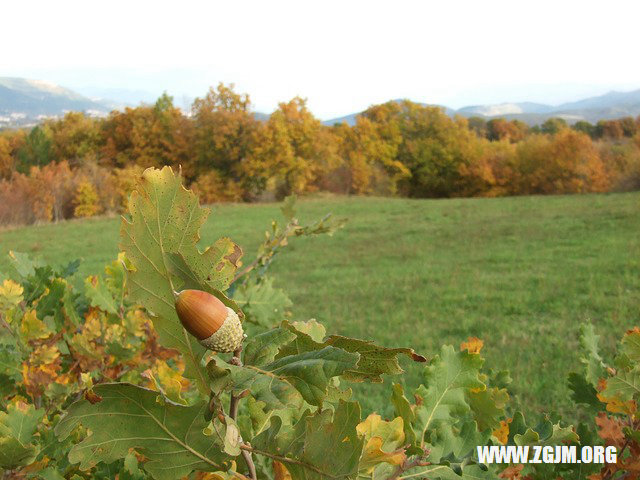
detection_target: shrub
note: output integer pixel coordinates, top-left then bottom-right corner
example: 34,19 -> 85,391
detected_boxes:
73,180 -> 102,218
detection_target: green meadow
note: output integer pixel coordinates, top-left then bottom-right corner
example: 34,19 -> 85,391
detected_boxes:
1,192 -> 638,419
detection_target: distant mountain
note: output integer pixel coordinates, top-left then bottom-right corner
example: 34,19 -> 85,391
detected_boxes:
72,86 -> 161,109
324,89 -> 640,126
457,102 -> 554,116
3,77 -> 640,129
556,89 -> 640,111
0,77 -> 110,126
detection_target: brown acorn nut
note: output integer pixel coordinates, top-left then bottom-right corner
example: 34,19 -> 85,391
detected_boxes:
175,289 -> 244,353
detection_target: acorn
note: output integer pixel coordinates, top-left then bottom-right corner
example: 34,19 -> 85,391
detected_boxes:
174,289 -> 244,353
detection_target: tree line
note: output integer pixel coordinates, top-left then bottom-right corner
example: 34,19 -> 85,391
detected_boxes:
1,83 -> 639,225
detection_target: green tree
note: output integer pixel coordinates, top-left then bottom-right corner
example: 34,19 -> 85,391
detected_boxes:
573,120 -> 595,138
16,126 -> 53,173
540,117 -> 568,135
361,101 -> 483,197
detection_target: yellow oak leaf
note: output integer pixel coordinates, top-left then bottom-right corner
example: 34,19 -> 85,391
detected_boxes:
143,360 -> 188,405
82,309 -> 105,341
0,279 -> 23,309
357,414 -> 406,473
597,391 -> 637,416
273,460 -> 292,480
19,310 -> 51,341
30,344 -> 60,365
461,337 -> 484,354
359,436 -> 406,472
492,418 -> 512,445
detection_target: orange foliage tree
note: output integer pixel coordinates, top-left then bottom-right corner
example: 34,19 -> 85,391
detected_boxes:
191,83 -> 260,195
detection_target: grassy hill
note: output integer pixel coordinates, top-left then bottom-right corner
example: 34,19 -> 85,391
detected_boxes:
1,193 -> 638,418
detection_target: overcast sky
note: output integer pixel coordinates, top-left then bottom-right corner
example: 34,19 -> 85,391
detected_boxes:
5,0 -> 640,119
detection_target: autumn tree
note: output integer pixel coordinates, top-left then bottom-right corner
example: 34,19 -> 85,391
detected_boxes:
333,115 -> 409,195
598,138 -> 640,191
0,135 -> 14,180
48,112 -> 101,165
540,117 -> 568,135
467,116 -> 488,138
457,139 -> 517,197
359,101 -> 484,197
486,118 -> 528,142
31,161 -> 78,221
101,93 -> 193,170
191,83 -> 260,191
573,120 -> 595,138
73,180 -> 102,217
247,97 -> 340,198
513,130 -> 607,194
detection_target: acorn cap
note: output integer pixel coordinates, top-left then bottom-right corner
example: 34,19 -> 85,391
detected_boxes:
175,289 -> 244,353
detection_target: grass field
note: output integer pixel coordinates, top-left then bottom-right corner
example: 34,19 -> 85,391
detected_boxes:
1,192 -> 639,419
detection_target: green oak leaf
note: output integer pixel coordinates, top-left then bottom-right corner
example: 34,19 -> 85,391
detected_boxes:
427,420 -> 489,463
85,275 -> 119,315
8,250 -> 43,279
601,367 -> 640,402
567,372 -> 604,410
622,329 -> 640,365
391,383 -> 417,448
253,401 -> 363,480
84,254 -> 128,315
511,413 -> 578,447
546,423 -> 580,444
279,320 -> 426,382
580,323 -> 606,386
507,411 -> 528,444
413,345 -> 484,448
243,327 -> 297,367
0,347 -> 23,382
468,386 -> 509,431
119,166 -> 242,391
119,452 -> 146,480
291,319 -> 326,342
35,277 -> 66,320
209,346 -> 359,407
55,383 -> 233,480
0,399 -> 44,469
38,468 -> 67,480
325,377 -> 353,404
234,276 -> 292,327
209,357 -> 302,411
324,335 -> 427,382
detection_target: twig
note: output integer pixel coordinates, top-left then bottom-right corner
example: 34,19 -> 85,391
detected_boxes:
231,223 -> 295,285
227,346 -> 257,480
228,347 -> 243,419
0,313 -> 27,355
240,444 -> 344,479
240,449 -> 258,480
388,453 -> 431,480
